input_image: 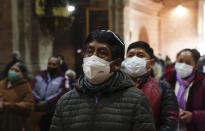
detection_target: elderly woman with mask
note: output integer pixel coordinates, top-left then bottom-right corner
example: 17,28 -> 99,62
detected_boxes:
165,48 -> 205,131
0,62 -> 34,131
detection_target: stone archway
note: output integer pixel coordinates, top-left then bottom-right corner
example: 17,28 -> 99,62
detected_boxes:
139,27 -> 149,43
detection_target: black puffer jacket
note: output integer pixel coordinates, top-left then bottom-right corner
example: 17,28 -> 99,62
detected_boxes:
50,71 -> 156,131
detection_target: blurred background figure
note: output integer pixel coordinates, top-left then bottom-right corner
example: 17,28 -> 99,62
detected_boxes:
0,50 -> 24,80
57,55 -> 68,73
165,55 -> 172,66
201,55 -> 205,75
196,54 -> 205,76
0,62 -> 34,131
156,53 -> 166,80
31,56 -> 69,131
165,48 -> 205,131
152,56 -> 163,80
65,69 -> 76,90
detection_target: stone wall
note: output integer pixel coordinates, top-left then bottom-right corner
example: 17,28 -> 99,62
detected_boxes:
0,0 -> 12,71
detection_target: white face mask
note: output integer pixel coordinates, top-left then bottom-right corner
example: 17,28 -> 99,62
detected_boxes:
82,55 -> 114,84
175,62 -> 193,78
124,56 -> 148,77
203,66 -> 205,73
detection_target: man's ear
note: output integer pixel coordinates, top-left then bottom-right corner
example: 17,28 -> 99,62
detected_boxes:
110,58 -> 122,72
146,58 -> 155,70
150,58 -> 155,67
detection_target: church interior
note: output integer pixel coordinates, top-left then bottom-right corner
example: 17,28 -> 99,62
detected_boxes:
0,0 -> 203,77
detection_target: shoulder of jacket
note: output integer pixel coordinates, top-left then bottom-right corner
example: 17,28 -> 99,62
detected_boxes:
200,76 -> 205,89
124,86 -> 146,98
0,79 -> 6,85
57,89 -> 79,105
159,80 -> 171,90
158,80 -> 177,100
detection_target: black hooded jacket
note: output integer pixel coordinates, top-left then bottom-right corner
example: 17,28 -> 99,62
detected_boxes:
50,71 -> 156,131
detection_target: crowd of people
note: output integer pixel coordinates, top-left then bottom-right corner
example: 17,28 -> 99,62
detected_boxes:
0,30 -> 205,131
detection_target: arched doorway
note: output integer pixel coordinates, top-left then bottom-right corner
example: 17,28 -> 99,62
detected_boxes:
139,27 -> 149,43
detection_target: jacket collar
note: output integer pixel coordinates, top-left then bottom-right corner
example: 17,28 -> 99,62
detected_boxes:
39,70 -> 64,82
75,71 -> 135,96
4,78 -> 28,88
191,71 -> 204,88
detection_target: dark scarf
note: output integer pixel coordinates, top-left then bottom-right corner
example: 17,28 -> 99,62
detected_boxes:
132,74 -> 150,89
83,72 -> 119,94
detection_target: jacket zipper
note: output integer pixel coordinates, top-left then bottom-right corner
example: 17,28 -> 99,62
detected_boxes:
90,95 -> 99,131
94,95 -> 98,103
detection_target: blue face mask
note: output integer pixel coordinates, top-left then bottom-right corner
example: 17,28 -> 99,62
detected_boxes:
8,70 -> 21,82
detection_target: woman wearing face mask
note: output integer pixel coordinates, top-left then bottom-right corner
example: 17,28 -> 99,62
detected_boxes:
0,62 -> 34,131
164,48 -> 205,131
123,41 -> 179,131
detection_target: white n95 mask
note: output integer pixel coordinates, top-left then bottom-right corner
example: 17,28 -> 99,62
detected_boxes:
203,66 -> 205,74
83,55 -> 113,84
175,62 -> 193,78
124,56 -> 148,77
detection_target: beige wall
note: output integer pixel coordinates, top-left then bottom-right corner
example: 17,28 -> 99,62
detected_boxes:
123,0 -> 200,61
123,0 -> 162,55
128,9 -> 160,53
160,0 -> 198,61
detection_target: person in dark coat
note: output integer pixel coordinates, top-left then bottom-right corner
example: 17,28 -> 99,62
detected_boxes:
50,30 -> 156,131
164,48 -> 205,131
123,41 -> 179,131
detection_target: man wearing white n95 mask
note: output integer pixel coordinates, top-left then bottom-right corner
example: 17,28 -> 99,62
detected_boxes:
123,41 -> 179,131
50,30 -> 156,131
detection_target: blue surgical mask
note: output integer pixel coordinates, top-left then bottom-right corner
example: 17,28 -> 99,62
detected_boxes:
8,70 -> 21,82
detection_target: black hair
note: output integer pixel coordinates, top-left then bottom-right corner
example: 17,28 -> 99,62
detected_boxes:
127,41 -> 154,59
14,62 -> 30,81
177,48 -> 200,64
84,30 -> 125,60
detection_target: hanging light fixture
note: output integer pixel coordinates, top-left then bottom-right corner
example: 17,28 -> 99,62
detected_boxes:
177,0 -> 183,8
175,0 -> 187,14
34,0 -> 76,36
67,5 -> 75,12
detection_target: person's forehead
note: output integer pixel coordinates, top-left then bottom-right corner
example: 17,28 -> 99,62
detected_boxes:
128,47 -> 147,54
177,51 -> 194,61
49,58 -> 58,63
88,41 -> 111,49
11,65 -> 20,70
178,51 -> 192,57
